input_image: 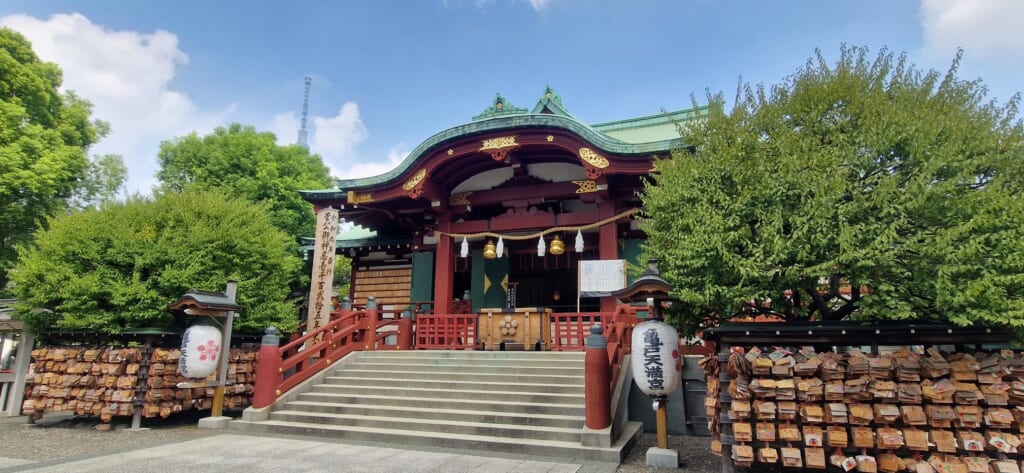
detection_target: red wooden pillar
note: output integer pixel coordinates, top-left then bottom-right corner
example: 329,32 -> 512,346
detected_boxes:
252,327 -> 282,409
433,219 -> 454,315
598,202 -> 619,312
584,323 -> 611,429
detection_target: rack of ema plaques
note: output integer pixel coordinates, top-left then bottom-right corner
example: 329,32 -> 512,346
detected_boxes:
700,321 -> 1024,473
478,308 -> 551,351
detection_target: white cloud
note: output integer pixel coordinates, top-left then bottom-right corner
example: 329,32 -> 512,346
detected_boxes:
443,0 -> 552,13
268,111 -> 301,146
339,145 -> 410,181
526,0 -> 552,12
310,102 -> 369,175
918,0 -> 1024,102
0,13 -> 234,194
920,0 -> 1024,63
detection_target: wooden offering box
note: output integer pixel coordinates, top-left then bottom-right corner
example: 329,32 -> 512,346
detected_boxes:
478,308 -> 552,351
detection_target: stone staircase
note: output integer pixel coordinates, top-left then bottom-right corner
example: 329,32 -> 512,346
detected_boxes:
232,350 -> 640,462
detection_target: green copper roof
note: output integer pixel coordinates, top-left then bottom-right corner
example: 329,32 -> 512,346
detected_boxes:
592,107 -> 707,143
300,88 -> 705,199
530,85 -> 576,119
472,93 -> 529,121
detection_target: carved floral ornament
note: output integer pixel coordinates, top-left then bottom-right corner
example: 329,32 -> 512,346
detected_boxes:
402,168 -> 427,191
449,192 -> 473,206
480,136 -> 518,151
346,190 -> 374,204
577,147 -> 609,169
479,136 -> 519,162
572,180 -> 598,194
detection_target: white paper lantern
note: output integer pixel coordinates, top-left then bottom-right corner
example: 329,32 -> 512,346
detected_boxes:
180,324 -> 222,379
630,320 -> 681,396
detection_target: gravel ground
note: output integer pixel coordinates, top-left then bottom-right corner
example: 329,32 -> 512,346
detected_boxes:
0,413 -> 216,462
0,414 -> 719,472
616,433 -> 717,473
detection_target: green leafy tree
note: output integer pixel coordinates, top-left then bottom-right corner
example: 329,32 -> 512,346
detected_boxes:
10,189 -> 303,334
156,123 -> 333,240
0,28 -> 107,290
68,154 -> 128,209
641,46 -> 1024,336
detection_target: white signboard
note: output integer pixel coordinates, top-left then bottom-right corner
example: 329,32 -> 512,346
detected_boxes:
578,259 -> 626,297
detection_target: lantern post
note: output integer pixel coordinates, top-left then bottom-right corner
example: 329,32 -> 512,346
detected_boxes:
631,319 -> 682,468
608,259 -> 681,466
210,281 -> 237,418
168,280 -> 243,429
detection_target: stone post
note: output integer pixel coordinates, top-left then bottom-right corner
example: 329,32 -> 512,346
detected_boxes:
364,296 -> 379,350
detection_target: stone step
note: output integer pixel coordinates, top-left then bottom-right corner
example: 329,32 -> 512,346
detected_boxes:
231,419 -> 638,463
333,368 -> 584,384
280,400 -> 585,428
354,353 -> 585,368
322,375 -> 585,394
355,350 -> 586,358
342,361 -> 584,375
268,410 -> 581,442
310,383 -> 584,405
295,392 -> 586,417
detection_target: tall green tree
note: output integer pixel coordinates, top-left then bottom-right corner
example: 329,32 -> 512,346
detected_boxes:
156,123 -> 333,240
0,28 -> 107,290
10,189 -> 303,333
68,154 -> 128,209
641,46 -> 1024,336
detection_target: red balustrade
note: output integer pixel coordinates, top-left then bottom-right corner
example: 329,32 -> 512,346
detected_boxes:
415,314 -> 478,350
550,312 -> 607,351
252,303 -> 414,408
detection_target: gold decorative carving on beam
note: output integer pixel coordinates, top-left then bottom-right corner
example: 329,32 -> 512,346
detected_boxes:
347,190 -> 374,204
546,135 -> 554,142
578,148 -> 609,169
450,192 -> 473,206
402,168 -> 427,191
572,180 -> 599,194
447,149 -> 454,156
480,136 -> 518,151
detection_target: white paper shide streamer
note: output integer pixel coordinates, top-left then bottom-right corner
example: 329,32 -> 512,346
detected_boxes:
575,230 -> 584,253
537,236 -> 546,256
496,237 -> 504,258
180,324 -> 222,379
460,237 -> 469,258
630,321 -> 681,396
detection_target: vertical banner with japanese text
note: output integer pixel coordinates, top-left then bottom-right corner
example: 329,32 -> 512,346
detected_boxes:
306,207 -> 339,342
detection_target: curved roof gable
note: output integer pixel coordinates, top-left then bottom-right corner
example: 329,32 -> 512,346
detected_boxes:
303,88 -> 703,200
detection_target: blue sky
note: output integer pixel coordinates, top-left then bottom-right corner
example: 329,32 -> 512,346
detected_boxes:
2,1 -> 1021,194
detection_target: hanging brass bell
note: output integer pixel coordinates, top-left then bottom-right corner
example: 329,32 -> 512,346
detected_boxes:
549,235 -> 565,255
483,239 -> 497,259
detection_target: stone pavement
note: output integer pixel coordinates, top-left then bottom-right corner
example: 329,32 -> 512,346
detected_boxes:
0,433 -> 619,473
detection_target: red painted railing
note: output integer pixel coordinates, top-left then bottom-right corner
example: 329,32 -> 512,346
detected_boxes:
415,314 -> 478,350
604,304 -> 640,391
253,300 -> 650,415
252,301 -> 413,408
550,312 -> 607,351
